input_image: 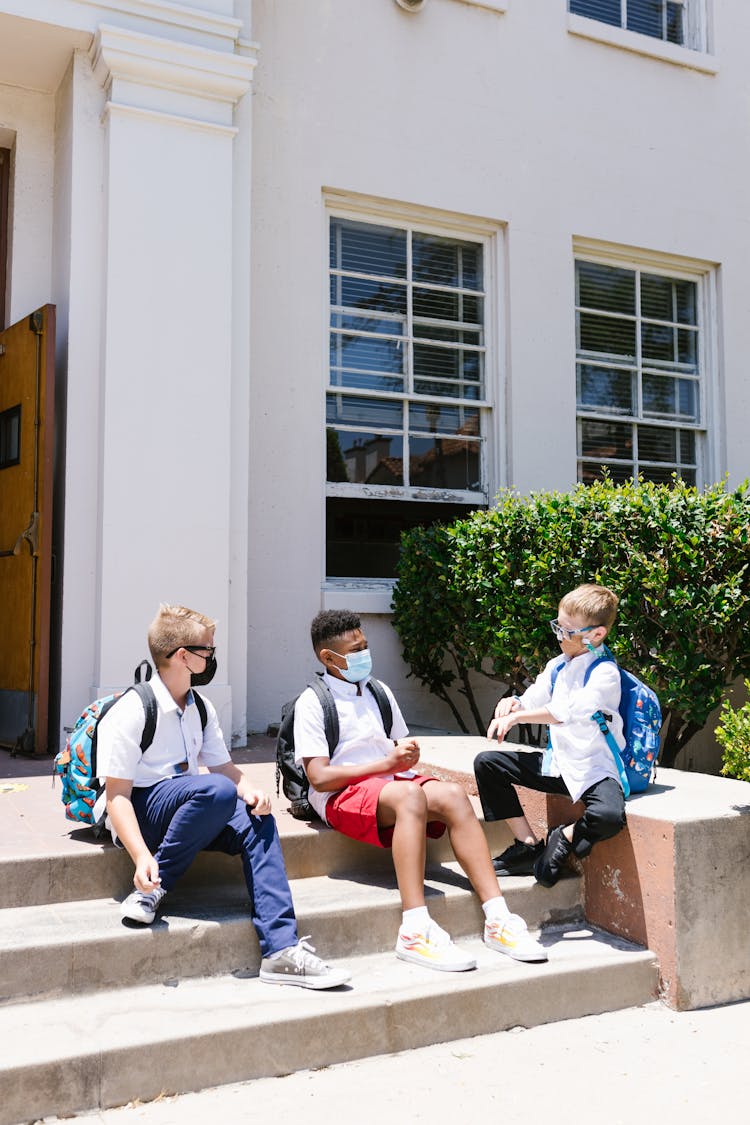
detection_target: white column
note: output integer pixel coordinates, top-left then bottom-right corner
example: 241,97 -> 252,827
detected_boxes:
89,25 -> 254,739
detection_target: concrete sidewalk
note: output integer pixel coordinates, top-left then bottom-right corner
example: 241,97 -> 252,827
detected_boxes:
34,999 -> 749,1125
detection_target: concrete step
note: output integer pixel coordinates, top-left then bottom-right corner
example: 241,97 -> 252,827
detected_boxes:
0,865 -> 582,1005
0,768 -> 511,908
0,926 -> 658,1125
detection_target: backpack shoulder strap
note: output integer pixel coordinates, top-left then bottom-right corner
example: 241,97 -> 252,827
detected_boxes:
550,658 -> 566,692
192,690 -> 208,733
582,644 -> 615,687
128,681 -> 158,753
310,674 -> 340,756
367,678 -> 394,738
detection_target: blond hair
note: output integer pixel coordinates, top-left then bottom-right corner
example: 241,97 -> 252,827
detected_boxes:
147,603 -> 217,668
558,584 -> 618,631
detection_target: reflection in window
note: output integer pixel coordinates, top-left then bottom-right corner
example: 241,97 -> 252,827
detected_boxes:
327,215 -> 489,578
575,259 -> 701,485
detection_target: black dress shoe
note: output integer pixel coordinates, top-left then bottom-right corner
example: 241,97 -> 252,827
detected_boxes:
492,839 -> 545,877
534,825 -> 573,887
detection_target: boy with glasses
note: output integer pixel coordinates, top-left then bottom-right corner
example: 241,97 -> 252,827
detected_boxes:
97,603 -> 350,989
474,584 -> 627,887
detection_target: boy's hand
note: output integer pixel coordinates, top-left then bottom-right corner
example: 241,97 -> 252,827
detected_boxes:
487,698 -> 520,742
134,854 -> 161,893
390,738 -> 420,771
244,788 -> 272,816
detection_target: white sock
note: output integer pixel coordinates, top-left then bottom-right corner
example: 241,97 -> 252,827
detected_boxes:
401,906 -> 430,931
482,896 -> 511,923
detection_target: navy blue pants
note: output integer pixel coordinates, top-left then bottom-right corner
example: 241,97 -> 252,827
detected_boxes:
131,773 -> 298,956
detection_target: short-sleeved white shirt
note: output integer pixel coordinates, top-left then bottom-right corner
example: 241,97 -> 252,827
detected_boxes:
96,672 -> 230,788
293,672 -> 409,823
518,648 -> 625,802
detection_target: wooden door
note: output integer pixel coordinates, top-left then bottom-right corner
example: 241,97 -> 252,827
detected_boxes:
0,306 -> 55,755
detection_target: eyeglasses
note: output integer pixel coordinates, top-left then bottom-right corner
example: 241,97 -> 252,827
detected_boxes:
549,620 -> 596,642
166,645 -> 216,660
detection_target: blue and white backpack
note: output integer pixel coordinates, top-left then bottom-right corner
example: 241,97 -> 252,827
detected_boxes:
53,661 -> 207,835
549,645 -> 662,799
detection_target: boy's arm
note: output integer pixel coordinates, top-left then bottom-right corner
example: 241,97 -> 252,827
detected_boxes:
487,706 -> 560,743
105,777 -> 161,892
208,759 -> 272,815
303,738 -> 420,792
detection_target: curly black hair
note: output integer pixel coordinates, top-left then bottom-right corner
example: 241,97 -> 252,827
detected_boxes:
310,609 -> 362,653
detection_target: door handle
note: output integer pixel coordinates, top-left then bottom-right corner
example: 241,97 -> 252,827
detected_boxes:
0,511 -> 39,557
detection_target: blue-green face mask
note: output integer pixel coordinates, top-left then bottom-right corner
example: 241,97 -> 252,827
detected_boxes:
340,648 -> 372,684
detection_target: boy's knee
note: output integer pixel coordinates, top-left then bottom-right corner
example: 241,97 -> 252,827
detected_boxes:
198,773 -> 238,812
583,804 -> 626,842
428,781 -> 471,819
394,782 -> 428,818
473,749 -> 496,779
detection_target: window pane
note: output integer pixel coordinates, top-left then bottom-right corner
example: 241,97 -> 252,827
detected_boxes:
410,436 -> 481,491
336,275 -> 407,316
677,328 -> 698,367
675,280 -> 697,325
641,321 -> 675,363
326,429 -> 404,485
413,324 -> 483,347
638,425 -> 677,463
327,395 -> 403,429
326,497 -> 484,579
329,332 -> 404,376
331,313 -> 404,335
331,219 -> 406,279
414,344 -> 483,397
577,363 -> 634,415
413,234 -> 483,290
578,312 -> 636,358
666,2 -> 684,44
679,429 -> 696,463
579,461 -> 634,485
577,261 -> 635,315
580,419 -> 633,460
627,0 -> 663,40
569,1 -> 621,28
410,403 -> 480,436
413,288 -> 483,327
643,374 -> 697,421
641,273 -> 674,321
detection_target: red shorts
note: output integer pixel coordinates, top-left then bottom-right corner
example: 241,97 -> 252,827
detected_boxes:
325,774 -> 448,849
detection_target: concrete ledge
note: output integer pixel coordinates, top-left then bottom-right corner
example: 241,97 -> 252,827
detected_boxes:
418,737 -> 750,1011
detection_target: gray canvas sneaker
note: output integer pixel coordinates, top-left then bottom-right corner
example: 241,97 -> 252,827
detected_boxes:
259,937 -> 351,990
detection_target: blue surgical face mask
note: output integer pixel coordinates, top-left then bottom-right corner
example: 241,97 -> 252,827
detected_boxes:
339,648 -> 372,683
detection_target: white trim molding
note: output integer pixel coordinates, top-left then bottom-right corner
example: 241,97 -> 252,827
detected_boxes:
91,23 -> 256,121
568,12 -> 718,74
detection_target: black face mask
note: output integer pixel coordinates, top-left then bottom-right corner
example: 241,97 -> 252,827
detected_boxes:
190,656 -> 217,687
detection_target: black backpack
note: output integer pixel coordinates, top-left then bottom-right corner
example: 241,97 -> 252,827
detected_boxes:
275,674 -> 393,820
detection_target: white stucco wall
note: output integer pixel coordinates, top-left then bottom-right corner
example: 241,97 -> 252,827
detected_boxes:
1,0 -> 748,757
246,0 -> 750,734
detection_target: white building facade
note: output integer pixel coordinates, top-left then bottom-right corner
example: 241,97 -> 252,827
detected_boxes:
0,0 -> 746,752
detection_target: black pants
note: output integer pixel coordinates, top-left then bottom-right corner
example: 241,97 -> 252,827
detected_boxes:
473,748 -> 626,859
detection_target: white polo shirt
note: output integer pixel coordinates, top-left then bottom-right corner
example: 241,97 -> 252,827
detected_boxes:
96,672 -> 230,788
293,672 -> 409,823
518,648 -> 625,801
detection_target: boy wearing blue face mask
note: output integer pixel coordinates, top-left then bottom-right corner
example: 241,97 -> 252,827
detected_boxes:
295,609 -> 548,972
474,584 -> 627,888
97,603 -> 350,989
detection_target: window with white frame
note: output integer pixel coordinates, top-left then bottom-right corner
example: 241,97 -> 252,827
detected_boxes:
569,1 -> 707,51
327,215 -> 491,579
575,258 -> 705,485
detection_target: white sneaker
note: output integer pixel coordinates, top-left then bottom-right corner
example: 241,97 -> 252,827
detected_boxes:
259,937 -> 351,990
484,913 -> 548,963
396,920 -> 477,972
120,887 -> 167,924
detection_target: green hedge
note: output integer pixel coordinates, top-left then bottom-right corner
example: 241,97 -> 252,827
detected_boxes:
392,477 -> 750,767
